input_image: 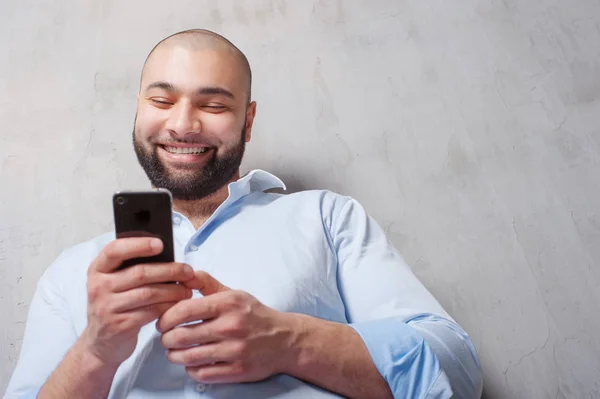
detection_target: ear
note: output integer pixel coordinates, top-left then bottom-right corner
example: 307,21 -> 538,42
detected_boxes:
244,101 -> 257,143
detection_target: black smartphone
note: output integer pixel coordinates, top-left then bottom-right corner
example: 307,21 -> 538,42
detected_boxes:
112,189 -> 175,269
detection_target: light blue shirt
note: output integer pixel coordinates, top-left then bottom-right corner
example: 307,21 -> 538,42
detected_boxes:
5,170 -> 482,399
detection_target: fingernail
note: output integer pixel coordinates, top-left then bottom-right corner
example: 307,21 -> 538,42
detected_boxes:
184,264 -> 194,276
150,238 -> 163,250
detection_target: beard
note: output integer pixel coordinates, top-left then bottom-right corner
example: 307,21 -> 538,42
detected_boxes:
133,125 -> 246,201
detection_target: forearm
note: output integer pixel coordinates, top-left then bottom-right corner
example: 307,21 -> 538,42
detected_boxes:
38,335 -> 119,399
280,313 -> 393,399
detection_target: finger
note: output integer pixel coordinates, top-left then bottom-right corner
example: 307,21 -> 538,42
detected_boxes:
156,297 -> 220,333
93,238 -> 163,273
111,284 -> 192,313
186,362 -> 247,384
182,270 -> 230,295
167,343 -> 236,367
120,301 -> 179,331
111,263 -> 195,292
161,319 -> 220,349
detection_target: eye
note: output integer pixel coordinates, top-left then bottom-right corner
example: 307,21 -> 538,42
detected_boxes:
201,104 -> 227,113
149,98 -> 173,107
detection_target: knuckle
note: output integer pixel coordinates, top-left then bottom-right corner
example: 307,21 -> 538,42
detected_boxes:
104,277 -> 119,293
166,264 -> 179,280
181,350 -> 195,364
187,367 -> 204,381
207,346 -> 220,363
102,242 -> 119,263
233,361 -> 247,375
87,275 -> 109,302
195,270 -> 209,280
172,329 -> 188,347
219,317 -> 245,337
230,317 -> 245,332
136,287 -> 153,302
133,266 -> 147,283
165,349 -> 176,362
177,284 -> 193,299
87,282 -> 100,301
232,340 -> 248,358
115,314 -> 134,333
175,288 -> 192,302
231,291 -> 253,310
230,290 -> 245,304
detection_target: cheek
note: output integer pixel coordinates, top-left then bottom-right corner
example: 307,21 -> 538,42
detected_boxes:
202,113 -> 243,142
136,108 -> 166,139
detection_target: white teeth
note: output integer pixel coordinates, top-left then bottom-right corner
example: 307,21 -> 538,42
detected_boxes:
164,146 -> 208,155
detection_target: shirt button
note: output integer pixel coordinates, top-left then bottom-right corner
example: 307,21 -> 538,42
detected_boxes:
172,215 -> 181,225
189,244 -> 199,251
195,383 -> 207,392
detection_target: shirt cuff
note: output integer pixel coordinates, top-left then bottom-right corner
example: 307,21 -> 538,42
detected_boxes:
350,317 -> 453,399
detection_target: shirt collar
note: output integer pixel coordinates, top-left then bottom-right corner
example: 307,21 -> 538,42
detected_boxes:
230,169 -> 287,200
171,169 -> 286,226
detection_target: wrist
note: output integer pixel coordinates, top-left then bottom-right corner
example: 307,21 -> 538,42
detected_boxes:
274,312 -> 309,375
76,328 -> 122,374
276,312 -> 336,377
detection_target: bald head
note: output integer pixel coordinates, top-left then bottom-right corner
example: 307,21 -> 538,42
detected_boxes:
141,29 -> 252,102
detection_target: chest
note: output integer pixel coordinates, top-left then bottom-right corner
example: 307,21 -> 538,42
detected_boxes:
175,215 -> 347,322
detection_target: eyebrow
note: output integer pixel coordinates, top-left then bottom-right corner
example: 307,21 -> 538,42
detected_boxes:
145,81 -> 235,100
197,86 -> 235,100
145,81 -> 176,92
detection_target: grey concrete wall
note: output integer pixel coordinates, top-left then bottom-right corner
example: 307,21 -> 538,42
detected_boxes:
1,1 -> 600,398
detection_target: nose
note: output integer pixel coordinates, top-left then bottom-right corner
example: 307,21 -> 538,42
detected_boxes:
165,101 -> 201,137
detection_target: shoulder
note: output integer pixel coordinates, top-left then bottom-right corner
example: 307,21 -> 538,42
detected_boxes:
271,189 -> 352,211
268,189 -> 359,230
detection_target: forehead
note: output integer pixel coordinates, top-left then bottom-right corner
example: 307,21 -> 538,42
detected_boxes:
141,45 -> 247,97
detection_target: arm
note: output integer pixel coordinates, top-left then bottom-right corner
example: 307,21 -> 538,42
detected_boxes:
330,197 -> 482,398
4,253 -> 79,399
38,238 -> 194,399
158,275 -> 393,399
157,274 -> 445,399
5,238 -> 195,399
37,337 -> 119,399
157,196 -> 481,398
279,312 -> 394,399
158,274 -> 445,399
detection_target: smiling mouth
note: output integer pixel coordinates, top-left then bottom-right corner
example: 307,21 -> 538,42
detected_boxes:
160,145 -> 210,155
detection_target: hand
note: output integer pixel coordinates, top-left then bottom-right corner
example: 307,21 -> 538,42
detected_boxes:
157,271 -> 297,383
80,237 -> 196,367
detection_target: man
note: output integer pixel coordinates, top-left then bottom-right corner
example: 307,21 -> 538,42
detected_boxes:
5,30 -> 482,399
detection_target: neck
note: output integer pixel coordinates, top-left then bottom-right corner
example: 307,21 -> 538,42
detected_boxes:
172,171 -> 240,230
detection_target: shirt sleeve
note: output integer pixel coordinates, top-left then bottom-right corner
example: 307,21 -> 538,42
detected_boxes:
330,197 -> 483,399
4,252 -> 79,399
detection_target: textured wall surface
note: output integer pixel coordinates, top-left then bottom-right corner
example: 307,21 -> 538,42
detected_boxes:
1,1 -> 600,398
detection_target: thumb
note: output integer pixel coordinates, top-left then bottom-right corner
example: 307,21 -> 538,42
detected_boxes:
183,270 -> 230,295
